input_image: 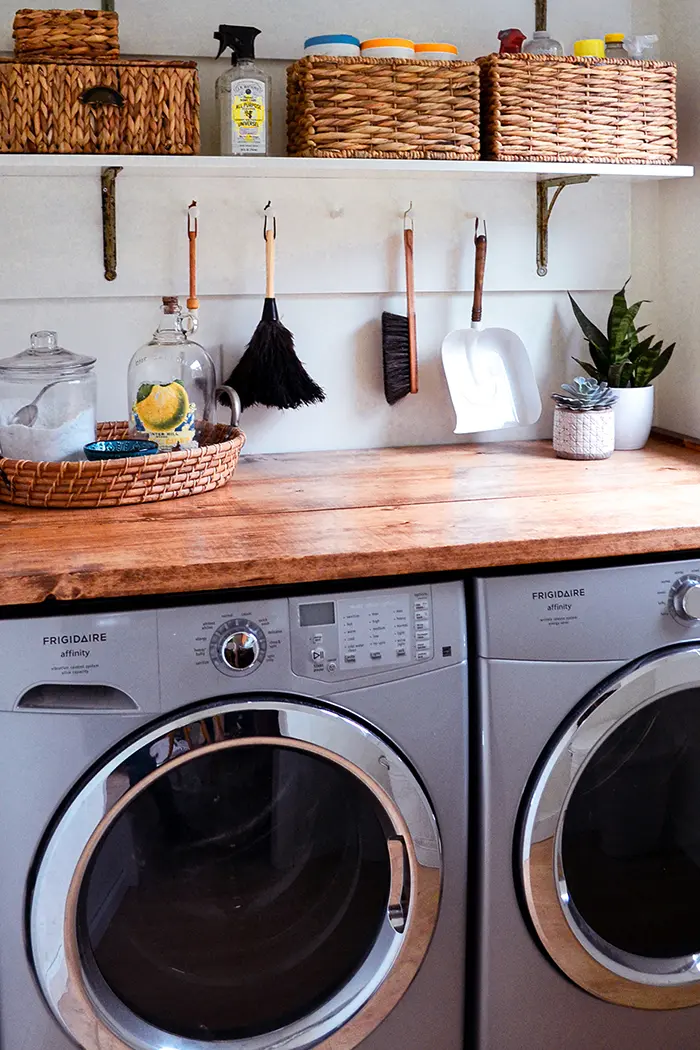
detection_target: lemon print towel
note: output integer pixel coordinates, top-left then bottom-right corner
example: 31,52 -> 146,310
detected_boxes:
131,380 -> 197,449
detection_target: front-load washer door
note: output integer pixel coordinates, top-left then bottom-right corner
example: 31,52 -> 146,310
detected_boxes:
29,696 -> 441,1050
519,644 -> 700,1010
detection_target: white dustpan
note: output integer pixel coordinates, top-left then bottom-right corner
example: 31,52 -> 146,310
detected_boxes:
441,222 -> 542,435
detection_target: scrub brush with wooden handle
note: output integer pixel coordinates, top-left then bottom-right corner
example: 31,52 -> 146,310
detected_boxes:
382,207 -> 418,404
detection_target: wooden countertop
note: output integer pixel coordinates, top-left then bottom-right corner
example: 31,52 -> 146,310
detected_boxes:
1,437 -> 700,607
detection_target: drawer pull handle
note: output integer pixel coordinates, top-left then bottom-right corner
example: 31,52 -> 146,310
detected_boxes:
80,86 -> 124,108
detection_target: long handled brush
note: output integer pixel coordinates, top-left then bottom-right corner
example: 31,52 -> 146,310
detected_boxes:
382,205 -> 418,404
225,204 -> 325,411
187,200 -> 199,317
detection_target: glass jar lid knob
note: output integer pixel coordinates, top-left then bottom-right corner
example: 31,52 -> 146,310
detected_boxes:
29,331 -> 59,354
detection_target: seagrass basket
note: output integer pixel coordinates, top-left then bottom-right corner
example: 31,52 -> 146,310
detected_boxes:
287,55 -> 480,159
0,57 -> 200,154
478,53 -> 677,164
13,9 -> 120,59
0,421 -> 245,508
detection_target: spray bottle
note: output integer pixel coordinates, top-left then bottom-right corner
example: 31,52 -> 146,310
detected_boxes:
214,25 -> 271,156
624,34 -> 659,60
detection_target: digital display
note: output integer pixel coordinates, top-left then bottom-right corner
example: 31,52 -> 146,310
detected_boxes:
299,602 -> 336,628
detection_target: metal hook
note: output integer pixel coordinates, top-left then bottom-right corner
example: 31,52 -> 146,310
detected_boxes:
474,216 -> 487,242
404,201 -> 414,231
263,200 -> 277,240
187,199 -> 199,235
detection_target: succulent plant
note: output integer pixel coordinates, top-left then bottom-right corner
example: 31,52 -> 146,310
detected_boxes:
569,281 -> 675,389
551,377 -> 619,412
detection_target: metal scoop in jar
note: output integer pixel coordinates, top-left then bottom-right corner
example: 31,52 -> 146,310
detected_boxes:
10,379 -> 71,427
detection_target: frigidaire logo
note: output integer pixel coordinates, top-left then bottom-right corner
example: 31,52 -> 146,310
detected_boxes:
43,633 -> 107,645
531,589 -> 585,600
43,632 -> 107,660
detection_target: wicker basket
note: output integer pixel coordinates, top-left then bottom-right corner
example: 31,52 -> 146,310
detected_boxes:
13,9 -> 119,59
287,56 -> 480,159
0,421 -> 245,508
0,57 -> 200,154
478,53 -> 677,163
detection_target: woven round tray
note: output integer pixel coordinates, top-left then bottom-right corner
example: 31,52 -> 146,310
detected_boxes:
0,421 -> 245,509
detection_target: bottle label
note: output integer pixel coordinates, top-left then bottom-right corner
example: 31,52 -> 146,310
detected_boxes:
231,79 -> 267,155
131,380 -> 197,450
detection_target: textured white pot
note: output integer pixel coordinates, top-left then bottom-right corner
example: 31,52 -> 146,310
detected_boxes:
553,407 -> 615,460
611,386 -> 655,450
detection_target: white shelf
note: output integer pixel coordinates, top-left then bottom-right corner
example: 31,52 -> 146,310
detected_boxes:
0,154 -> 694,180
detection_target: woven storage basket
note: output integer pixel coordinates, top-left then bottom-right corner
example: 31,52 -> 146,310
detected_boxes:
0,57 -> 199,154
478,53 -> 677,163
0,421 -> 245,508
287,55 -> 480,159
13,9 -> 119,59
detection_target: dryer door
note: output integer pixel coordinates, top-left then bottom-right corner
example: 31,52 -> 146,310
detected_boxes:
519,644 -> 700,1009
30,696 -> 441,1050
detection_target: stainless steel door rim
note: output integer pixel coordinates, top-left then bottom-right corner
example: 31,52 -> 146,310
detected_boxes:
30,697 -> 442,1050
521,646 -> 700,1009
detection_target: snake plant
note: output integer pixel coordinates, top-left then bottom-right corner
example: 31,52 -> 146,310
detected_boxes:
569,281 -> 675,388
551,377 -> 618,412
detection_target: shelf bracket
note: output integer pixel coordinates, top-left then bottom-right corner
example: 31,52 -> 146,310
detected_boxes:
536,175 -> 594,278
100,165 -> 122,281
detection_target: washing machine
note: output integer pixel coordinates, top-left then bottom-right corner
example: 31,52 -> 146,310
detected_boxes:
474,557 -> 700,1050
0,579 -> 467,1050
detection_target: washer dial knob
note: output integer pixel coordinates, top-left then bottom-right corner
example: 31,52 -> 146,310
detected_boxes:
210,619 -> 267,675
670,576 -> 700,623
223,631 -> 259,670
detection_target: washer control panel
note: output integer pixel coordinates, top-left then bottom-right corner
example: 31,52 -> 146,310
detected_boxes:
290,587 -> 434,680
209,618 -> 267,676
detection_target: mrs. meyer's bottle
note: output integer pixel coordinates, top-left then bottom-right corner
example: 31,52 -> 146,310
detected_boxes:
214,25 -> 271,156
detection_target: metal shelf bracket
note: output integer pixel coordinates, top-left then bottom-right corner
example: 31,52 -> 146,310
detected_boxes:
536,175 -> 594,277
100,165 -> 122,281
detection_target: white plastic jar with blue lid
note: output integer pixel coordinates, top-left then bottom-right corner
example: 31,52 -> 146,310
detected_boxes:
304,34 -> 361,56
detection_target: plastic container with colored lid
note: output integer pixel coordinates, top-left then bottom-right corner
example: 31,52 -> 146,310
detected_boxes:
360,37 -> 415,58
573,39 -> 606,58
304,34 -> 361,56
415,42 -> 458,60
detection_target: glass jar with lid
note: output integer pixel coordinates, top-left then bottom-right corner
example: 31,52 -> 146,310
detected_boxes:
0,331 -> 96,462
128,297 -> 240,451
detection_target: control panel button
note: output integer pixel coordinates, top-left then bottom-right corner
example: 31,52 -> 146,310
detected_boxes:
396,647 -> 407,657
414,600 -> 429,611
415,631 -> 431,641
312,634 -> 324,644
417,652 -> 431,661
311,648 -> 325,662
327,661 -> 337,672
344,654 -> 357,664
416,642 -> 430,652
370,651 -> 382,660
415,611 -> 429,622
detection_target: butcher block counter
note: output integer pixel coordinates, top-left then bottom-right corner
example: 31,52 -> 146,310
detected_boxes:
1,437 -> 700,607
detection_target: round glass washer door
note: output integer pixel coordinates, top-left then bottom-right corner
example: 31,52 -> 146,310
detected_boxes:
520,645 -> 700,1010
29,696 -> 442,1050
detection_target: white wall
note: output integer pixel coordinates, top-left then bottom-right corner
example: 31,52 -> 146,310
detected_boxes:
655,2 -> 700,436
1,0 -> 671,456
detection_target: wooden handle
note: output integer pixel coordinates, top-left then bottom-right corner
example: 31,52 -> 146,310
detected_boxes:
404,227 -> 418,394
265,228 -> 275,299
472,233 -> 487,324
187,229 -> 199,312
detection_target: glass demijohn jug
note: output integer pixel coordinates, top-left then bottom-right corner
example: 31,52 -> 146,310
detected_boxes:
128,297 -> 239,451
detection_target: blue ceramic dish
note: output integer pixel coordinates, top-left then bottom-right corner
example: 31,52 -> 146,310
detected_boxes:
84,439 -> 160,461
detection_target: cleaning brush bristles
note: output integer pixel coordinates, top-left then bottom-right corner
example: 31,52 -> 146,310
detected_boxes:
382,311 -> 412,405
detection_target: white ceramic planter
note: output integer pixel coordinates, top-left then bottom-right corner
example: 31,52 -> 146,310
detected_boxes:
611,385 -> 655,450
553,407 -> 615,460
